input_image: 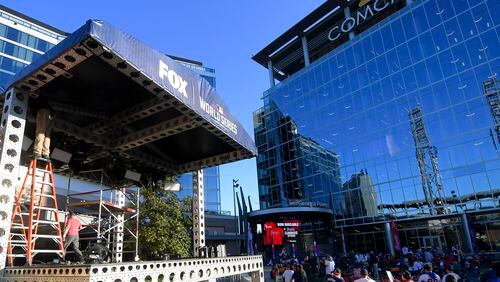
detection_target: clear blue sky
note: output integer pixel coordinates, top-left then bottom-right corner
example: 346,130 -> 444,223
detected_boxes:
3,0 -> 324,213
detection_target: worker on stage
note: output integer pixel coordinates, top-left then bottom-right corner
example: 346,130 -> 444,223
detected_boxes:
30,96 -> 54,159
63,211 -> 85,263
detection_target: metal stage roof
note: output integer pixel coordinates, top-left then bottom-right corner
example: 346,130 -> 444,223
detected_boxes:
4,20 -> 256,182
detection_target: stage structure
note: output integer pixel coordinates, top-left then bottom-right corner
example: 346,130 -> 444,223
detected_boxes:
0,20 -> 261,281
65,169 -> 140,263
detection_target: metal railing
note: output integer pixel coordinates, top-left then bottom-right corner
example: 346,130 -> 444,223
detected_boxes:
1,255 -> 264,282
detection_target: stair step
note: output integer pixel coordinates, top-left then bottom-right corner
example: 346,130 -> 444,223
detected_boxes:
7,254 -> 27,257
33,220 -> 59,225
11,226 -> 28,230
32,250 -> 64,254
9,240 -> 27,244
10,243 -> 27,247
32,234 -> 62,239
33,193 -> 56,198
34,207 -> 58,212
35,180 -> 54,186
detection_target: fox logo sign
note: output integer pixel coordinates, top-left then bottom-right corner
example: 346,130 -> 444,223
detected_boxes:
159,60 -> 188,98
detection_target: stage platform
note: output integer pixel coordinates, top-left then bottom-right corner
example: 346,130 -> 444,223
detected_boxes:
1,255 -> 264,281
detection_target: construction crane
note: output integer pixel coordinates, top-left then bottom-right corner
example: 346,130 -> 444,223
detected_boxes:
409,106 -> 447,215
483,77 -> 500,149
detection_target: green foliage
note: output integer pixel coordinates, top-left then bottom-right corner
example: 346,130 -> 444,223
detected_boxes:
138,186 -> 192,259
180,196 -> 192,230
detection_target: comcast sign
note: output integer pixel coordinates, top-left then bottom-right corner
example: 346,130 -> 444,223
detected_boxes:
328,0 -> 400,41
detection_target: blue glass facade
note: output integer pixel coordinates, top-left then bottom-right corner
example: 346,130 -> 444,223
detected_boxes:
255,0 -> 499,253
173,59 -> 221,214
176,166 -> 221,213
0,10 -> 63,89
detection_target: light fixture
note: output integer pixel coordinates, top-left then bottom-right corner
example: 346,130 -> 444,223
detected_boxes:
22,136 -> 33,151
124,170 -> 141,182
51,148 -> 72,163
163,182 -> 180,192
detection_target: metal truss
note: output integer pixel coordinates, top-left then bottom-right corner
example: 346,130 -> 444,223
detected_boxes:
52,119 -> 108,148
178,150 -> 244,174
85,98 -> 171,135
16,44 -> 93,95
120,151 -> 175,172
192,170 -> 205,257
409,106 -> 446,215
1,255 -> 264,282
111,115 -> 200,152
0,88 -> 29,269
484,77 -> 500,147
49,101 -> 108,119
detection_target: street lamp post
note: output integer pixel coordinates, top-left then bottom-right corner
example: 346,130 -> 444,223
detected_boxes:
232,179 -> 240,234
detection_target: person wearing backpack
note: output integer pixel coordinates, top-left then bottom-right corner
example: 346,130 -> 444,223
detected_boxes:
418,264 -> 441,282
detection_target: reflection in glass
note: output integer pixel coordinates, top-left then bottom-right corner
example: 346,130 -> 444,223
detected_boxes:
254,0 -> 499,253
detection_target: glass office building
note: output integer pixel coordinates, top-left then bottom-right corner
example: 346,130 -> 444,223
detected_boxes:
175,166 -> 222,213
253,0 -> 499,255
171,56 -> 222,214
0,4 -> 65,89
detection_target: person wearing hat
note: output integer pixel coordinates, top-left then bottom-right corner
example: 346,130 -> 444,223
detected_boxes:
354,269 -> 375,282
327,268 -> 344,282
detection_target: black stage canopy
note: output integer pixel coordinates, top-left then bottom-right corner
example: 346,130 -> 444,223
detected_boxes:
3,20 -> 256,183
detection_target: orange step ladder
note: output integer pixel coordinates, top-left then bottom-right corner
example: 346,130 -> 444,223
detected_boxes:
7,158 -> 65,266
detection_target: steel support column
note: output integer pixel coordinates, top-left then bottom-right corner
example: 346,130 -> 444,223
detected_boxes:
341,226 -> 347,256
0,88 -> 29,269
460,213 -> 474,253
267,60 -> 275,88
112,188 -> 125,263
384,222 -> 395,257
301,36 -> 310,66
192,170 -> 205,257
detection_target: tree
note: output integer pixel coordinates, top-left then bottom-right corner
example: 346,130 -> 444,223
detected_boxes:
138,185 -> 192,259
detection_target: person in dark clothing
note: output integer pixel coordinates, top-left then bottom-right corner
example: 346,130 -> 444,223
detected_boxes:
328,268 -> 345,282
292,264 -> 308,282
30,96 -> 54,159
308,255 -> 319,274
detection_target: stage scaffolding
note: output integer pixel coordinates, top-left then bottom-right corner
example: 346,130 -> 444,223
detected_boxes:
65,169 -> 139,263
0,19 -> 261,281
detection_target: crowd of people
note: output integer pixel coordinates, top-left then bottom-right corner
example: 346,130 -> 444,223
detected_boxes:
268,246 -> 499,282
